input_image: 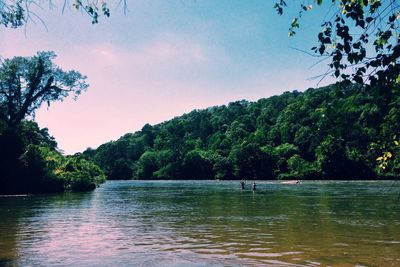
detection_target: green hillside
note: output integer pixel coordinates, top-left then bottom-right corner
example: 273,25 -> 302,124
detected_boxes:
83,82 -> 400,180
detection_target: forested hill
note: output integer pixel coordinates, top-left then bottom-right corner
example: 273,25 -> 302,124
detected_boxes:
82,82 -> 400,180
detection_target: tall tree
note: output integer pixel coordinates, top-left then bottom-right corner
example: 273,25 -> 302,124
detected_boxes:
0,51 -> 88,128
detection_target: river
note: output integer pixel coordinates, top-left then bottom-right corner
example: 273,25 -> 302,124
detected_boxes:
1,180 -> 399,266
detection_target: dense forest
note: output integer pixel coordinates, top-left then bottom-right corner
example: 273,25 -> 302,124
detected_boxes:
82,82 -> 400,181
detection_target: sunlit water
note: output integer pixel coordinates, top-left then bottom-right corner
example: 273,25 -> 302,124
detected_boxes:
1,180 -> 400,267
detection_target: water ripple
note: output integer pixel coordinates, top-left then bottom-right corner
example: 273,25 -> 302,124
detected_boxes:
0,180 -> 399,266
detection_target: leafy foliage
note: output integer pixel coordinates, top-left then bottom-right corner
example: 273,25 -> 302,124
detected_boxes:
0,119 -> 106,194
85,82 -> 400,180
0,0 -> 112,27
275,0 -> 400,90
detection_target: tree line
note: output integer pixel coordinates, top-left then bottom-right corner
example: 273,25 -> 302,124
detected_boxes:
83,82 -> 400,181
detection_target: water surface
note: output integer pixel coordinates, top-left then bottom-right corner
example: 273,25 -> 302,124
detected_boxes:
1,180 -> 400,266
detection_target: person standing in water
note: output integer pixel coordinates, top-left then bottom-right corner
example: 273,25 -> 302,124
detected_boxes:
240,180 -> 246,190
252,182 -> 257,191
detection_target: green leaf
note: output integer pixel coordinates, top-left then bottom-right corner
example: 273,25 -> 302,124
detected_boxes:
291,18 -> 300,29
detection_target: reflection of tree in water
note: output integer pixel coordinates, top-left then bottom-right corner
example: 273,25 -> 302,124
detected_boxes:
0,192 -> 95,266
0,197 -> 24,265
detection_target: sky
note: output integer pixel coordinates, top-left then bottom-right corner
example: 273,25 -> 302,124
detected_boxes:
0,0 -> 334,154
